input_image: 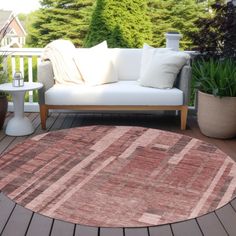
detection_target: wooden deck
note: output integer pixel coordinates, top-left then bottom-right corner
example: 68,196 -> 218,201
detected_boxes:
0,111 -> 236,236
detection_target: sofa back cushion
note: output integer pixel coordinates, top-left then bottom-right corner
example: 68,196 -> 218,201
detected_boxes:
76,48 -> 142,81
75,48 -> 187,82
109,49 -> 142,81
75,41 -> 118,86
139,50 -> 190,89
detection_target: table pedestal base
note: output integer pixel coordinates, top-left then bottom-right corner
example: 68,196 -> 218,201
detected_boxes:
6,117 -> 34,136
0,82 -> 43,136
6,91 -> 34,136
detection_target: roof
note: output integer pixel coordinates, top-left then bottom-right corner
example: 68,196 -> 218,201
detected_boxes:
0,10 -> 26,36
0,10 -> 13,31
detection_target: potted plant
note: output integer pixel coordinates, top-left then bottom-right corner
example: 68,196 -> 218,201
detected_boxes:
190,1 -> 236,139
0,54 -> 8,130
193,58 -> 236,138
0,18 -> 12,130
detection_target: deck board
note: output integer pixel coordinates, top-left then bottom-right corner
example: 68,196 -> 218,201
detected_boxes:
49,113 -> 67,131
125,228 -> 149,236
74,225 -> 98,236
1,204 -> 33,236
26,213 -> 53,236
197,212 -> 228,236
171,219 -> 202,236
0,193 -> 15,234
60,113 -> 76,129
149,225 -> 173,236
0,114 -> 14,141
71,114 -> 84,127
50,219 -> 75,236
0,135 -> 16,154
229,198 -> 236,210
216,203 -> 236,236
100,228 -> 123,236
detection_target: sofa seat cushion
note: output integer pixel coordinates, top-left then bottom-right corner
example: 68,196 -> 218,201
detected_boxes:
45,81 -> 183,106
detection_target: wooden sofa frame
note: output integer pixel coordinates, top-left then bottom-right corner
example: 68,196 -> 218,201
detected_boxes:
40,105 -> 188,130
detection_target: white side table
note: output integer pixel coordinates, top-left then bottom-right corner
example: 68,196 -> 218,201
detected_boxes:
0,82 -> 43,136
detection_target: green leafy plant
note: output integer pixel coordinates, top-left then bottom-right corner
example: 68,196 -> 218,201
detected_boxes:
0,16 -> 15,95
0,56 -> 8,96
0,49 -> 7,97
193,58 -> 236,97
0,54 -> 8,83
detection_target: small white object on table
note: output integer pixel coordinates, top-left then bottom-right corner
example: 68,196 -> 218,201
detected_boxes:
0,82 -> 43,136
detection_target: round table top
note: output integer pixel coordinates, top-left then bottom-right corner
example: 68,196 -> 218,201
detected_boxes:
0,82 -> 43,92
1,125 -> 236,227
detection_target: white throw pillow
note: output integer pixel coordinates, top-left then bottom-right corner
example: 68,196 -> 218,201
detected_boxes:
139,49 -> 190,89
74,41 -> 118,86
139,43 -> 171,80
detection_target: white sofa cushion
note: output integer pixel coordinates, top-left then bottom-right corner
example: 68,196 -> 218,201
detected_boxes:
140,43 -> 171,79
45,81 -> 183,106
109,49 -> 142,81
139,50 -> 190,89
107,48 -> 172,81
74,41 -> 118,86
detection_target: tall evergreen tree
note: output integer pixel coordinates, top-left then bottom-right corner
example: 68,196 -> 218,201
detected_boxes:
28,0 -> 95,47
85,0 -> 152,48
147,0 -> 213,49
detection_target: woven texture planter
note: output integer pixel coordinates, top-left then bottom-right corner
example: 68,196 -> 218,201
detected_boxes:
198,91 -> 236,139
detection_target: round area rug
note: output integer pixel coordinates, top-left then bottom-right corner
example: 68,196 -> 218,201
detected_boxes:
0,125 -> 236,227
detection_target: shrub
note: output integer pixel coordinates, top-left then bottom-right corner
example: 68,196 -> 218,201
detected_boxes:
190,1 -> 236,59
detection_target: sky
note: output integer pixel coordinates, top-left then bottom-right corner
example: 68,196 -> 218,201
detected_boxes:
0,0 -> 40,14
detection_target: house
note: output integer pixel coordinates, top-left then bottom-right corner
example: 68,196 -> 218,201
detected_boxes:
0,10 -> 26,48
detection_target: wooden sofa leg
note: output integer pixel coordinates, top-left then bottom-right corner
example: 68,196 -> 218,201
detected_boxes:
181,105 -> 188,130
40,105 -> 48,130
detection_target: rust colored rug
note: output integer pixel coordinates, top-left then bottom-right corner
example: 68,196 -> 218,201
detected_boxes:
0,126 -> 236,227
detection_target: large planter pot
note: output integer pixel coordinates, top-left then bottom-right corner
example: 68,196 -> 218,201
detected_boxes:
198,91 -> 236,139
0,95 -> 8,130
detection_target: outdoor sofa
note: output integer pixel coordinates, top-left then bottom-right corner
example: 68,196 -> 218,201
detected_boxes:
38,43 -> 192,130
